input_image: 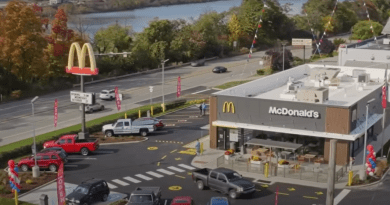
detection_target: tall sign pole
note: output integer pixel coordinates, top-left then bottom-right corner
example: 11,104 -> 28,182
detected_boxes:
57,162 -> 66,205
381,66 -> 388,157
292,38 -> 312,64
66,43 -> 99,140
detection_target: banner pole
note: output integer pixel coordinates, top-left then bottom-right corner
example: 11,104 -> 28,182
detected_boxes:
303,46 -> 305,64
15,191 -> 18,205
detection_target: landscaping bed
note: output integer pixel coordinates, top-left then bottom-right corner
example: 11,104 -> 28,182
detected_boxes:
0,170 -> 57,199
351,166 -> 390,186
91,132 -> 145,144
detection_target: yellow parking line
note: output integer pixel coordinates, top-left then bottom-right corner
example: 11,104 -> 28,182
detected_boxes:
161,155 -> 167,159
157,162 -> 160,166
303,196 -> 318,199
171,149 -> 177,153
175,175 -> 185,179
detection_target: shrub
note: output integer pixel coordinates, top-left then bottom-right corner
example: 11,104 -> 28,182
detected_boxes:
257,69 -> 265,75
0,185 -> 11,194
333,38 -> 346,48
26,179 -> 33,184
312,38 -> 335,55
265,49 -> 293,71
240,47 -> 249,54
264,67 -> 274,75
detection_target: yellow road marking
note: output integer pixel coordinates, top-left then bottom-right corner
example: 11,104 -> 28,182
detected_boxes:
303,196 -> 318,199
171,149 -> 177,153
157,162 -> 160,166
161,155 -> 167,159
261,184 -> 269,188
168,186 -> 182,191
147,147 -> 158,150
315,191 -> 323,195
188,172 -> 192,175
278,193 -> 289,195
175,175 -> 185,179
287,188 -> 295,191
175,158 -> 181,160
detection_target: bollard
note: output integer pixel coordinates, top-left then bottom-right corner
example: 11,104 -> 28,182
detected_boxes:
348,171 -> 353,186
39,194 -> 48,205
125,113 -> 127,119
265,163 -> 269,178
200,142 -> 203,155
161,103 -> 165,112
151,106 -> 153,116
147,110 -> 150,117
138,110 -> 141,118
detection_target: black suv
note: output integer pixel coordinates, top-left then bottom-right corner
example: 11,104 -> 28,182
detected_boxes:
39,147 -> 68,163
66,178 -> 110,205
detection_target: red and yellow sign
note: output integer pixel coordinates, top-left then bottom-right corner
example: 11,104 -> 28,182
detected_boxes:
222,101 -> 235,113
65,43 -> 98,75
54,99 -> 58,127
57,163 -> 66,205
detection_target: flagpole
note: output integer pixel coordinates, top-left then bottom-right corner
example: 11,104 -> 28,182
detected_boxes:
382,65 -> 388,157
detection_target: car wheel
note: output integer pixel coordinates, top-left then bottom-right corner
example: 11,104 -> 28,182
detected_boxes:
197,180 -> 204,190
105,130 -> 114,137
229,190 -> 238,199
89,109 -> 93,113
21,165 -> 29,172
110,96 -> 114,100
219,71 -> 222,73
49,164 -> 57,172
140,130 -> 148,137
101,106 -> 104,111
81,148 -> 89,156
102,193 -> 108,202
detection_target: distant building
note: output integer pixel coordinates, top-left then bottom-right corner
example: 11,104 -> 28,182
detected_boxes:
49,0 -> 62,5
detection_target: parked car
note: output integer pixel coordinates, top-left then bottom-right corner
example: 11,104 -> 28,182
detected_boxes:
102,119 -> 156,137
171,196 -> 193,205
18,151 -> 63,172
192,168 -> 255,199
43,134 -> 99,156
65,178 -> 110,205
84,103 -> 105,113
212,66 -> 227,73
191,59 -> 205,67
207,197 -> 229,205
134,117 -> 164,130
99,89 -> 115,100
127,187 -> 161,205
39,147 -> 68,163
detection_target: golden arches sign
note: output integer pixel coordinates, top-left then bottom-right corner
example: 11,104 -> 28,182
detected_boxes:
66,42 -> 99,75
222,101 -> 235,113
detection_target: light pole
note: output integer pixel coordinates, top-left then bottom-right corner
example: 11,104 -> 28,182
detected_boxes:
282,42 -> 287,71
161,59 -> 169,112
362,98 -> 376,180
31,96 -> 40,178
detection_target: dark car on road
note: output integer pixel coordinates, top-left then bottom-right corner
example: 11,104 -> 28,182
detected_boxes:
192,168 -> 255,199
127,187 -> 161,205
207,197 -> 229,205
39,147 -> 68,163
212,66 -> 227,73
66,178 -> 110,205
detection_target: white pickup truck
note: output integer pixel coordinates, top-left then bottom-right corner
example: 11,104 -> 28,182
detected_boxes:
102,119 -> 156,137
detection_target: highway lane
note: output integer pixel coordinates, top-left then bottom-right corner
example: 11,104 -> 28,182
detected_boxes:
0,48 -> 318,146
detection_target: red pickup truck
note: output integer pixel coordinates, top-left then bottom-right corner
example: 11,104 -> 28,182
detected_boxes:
43,135 -> 99,156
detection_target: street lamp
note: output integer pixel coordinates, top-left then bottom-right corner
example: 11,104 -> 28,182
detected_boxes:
31,96 -> 40,178
362,98 -> 376,180
161,59 -> 169,112
282,42 -> 288,71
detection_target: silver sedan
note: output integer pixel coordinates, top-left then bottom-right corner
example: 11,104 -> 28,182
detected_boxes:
84,103 -> 105,113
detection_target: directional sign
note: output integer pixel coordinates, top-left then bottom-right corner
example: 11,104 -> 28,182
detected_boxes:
287,188 -> 295,191
292,38 -> 312,46
70,91 -> 93,105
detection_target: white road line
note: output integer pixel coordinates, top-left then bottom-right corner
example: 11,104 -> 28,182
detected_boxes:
334,189 -> 351,205
135,174 -> 152,181
112,179 -> 130,186
192,89 -> 211,94
146,171 -> 164,178
178,164 -> 196,170
167,166 -> 185,172
106,182 -> 118,189
123,177 -> 141,183
156,169 -> 174,175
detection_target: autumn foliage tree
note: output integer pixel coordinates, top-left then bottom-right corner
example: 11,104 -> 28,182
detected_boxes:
0,0 -> 48,83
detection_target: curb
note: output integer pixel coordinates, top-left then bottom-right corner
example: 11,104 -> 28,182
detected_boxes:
346,166 -> 390,189
99,137 -> 148,146
73,57 -> 218,87
18,178 -> 58,198
183,134 -> 210,148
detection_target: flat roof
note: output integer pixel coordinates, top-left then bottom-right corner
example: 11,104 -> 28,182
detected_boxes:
213,64 -> 386,108
245,138 -> 303,151
344,60 -> 390,68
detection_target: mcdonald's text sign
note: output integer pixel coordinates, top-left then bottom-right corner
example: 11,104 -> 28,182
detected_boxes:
222,102 -> 235,113
65,43 -> 99,75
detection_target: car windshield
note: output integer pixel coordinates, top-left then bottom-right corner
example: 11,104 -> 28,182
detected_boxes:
73,185 -> 89,194
130,195 -> 152,203
101,91 -> 108,94
224,172 -> 242,181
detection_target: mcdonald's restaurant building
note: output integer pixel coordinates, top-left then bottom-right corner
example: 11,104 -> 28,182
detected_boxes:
209,64 -> 390,165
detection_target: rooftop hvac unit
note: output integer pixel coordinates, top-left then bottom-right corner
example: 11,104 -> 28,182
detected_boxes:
296,86 -> 329,103
384,39 -> 390,45
353,69 -> 366,78
358,73 -> 370,83
309,67 -> 341,81
287,81 -> 304,92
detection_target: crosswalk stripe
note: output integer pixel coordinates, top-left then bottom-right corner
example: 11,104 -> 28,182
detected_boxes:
178,164 -> 196,170
106,182 -> 118,189
168,166 -> 185,172
123,177 -> 141,183
135,174 -> 153,180
157,169 -> 174,175
112,179 -> 129,186
146,171 -> 164,178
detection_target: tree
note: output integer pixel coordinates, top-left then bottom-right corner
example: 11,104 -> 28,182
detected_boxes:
371,0 -> 390,24
350,0 -> 381,23
351,20 -> 383,40
312,38 -> 335,55
227,13 -> 242,44
265,49 -> 293,71
171,25 -> 206,62
93,24 -> 132,54
322,15 -> 336,34
0,0 -> 48,83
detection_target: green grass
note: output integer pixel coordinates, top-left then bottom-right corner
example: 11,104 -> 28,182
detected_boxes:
0,198 -> 35,205
215,80 -> 252,90
0,101 -> 199,154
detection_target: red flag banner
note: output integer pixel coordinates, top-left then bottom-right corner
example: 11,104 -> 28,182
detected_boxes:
115,87 -> 121,111
382,85 -> 387,109
57,163 -> 66,205
177,76 -> 181,98
54,99 -> 58,127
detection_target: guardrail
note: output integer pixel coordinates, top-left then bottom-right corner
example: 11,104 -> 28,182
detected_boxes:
73,57 -> 219,87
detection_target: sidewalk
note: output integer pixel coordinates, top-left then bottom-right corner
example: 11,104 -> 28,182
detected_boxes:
19,181 -> 127,205
190,135 -> 351,189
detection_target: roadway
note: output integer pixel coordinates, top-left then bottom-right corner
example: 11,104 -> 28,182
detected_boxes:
0,47 -> 321,146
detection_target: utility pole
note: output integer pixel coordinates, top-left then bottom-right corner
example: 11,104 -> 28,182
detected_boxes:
161,59 -> 169,112
326,139 -> 337,205
31,96 -> 40,178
